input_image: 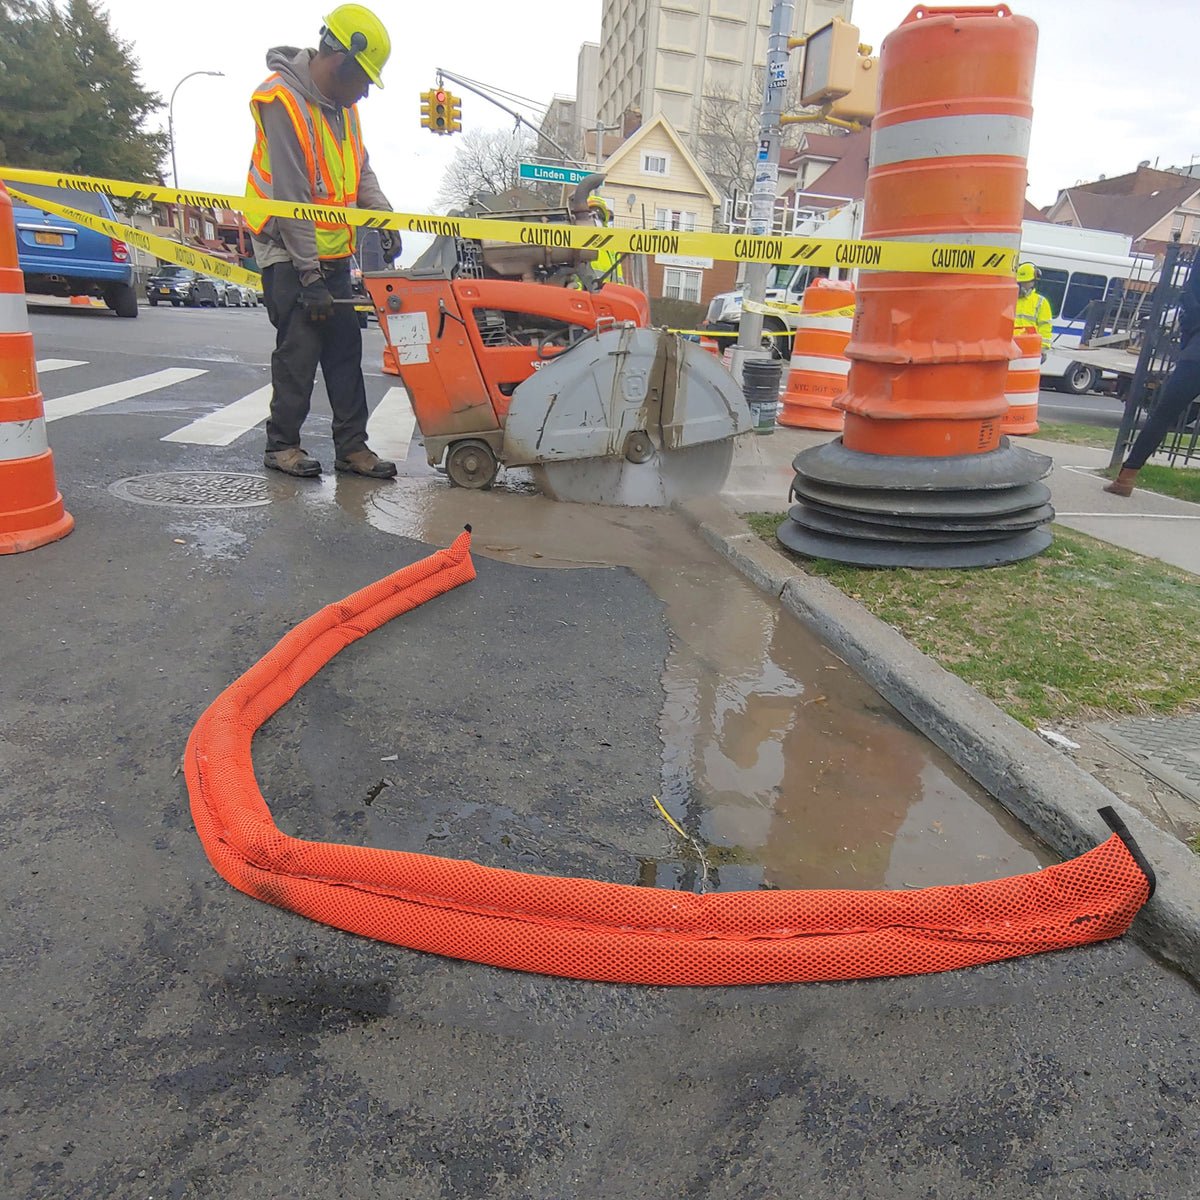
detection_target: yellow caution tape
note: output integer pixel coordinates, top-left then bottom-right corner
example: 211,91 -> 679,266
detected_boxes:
668,327 -> 792,338
0,166 -> 1019,275
743,299 -> 857,318
6,184 -> 262,288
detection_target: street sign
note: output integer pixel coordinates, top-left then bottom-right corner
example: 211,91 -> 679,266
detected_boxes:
518,162 -> 593,185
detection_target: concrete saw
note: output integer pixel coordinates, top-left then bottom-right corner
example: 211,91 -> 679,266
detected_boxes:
502,325 -> 753,507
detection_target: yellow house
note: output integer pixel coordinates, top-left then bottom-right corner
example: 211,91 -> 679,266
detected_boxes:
592,113 -> 737,305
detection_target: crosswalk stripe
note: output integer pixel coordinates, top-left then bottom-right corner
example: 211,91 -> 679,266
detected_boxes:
44,367 -> 208,423
161,384 -> 272,446
366,387 -> 417,463
36,359 -> 87,373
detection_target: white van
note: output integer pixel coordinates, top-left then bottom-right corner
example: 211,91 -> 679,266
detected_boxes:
703,210 -> 1143,390
1018,222 -> 1142,394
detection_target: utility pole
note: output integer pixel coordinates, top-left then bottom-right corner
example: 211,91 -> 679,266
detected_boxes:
736,0 -> 794,358
591,119 -> 622,168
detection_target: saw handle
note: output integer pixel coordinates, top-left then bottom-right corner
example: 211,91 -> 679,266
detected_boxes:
437,298 -> 467,340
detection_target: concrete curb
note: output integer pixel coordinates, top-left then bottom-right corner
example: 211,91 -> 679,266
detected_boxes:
677,496 -> 1200,982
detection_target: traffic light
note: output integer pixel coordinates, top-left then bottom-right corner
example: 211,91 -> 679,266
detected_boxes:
419,85 -> 461,135
431,87 -> 449,133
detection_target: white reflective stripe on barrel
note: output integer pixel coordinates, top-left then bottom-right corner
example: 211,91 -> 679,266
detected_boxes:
0,416 -> 48,461
1008,356 -> 1042,372
788,355 -> 853,376
0,292 -> 29,334
797,314 -> 854,332
870,114 -> 1033,168
875,231 -> 1023,249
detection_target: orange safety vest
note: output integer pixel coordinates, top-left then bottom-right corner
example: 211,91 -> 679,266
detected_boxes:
245,73 -> 364,261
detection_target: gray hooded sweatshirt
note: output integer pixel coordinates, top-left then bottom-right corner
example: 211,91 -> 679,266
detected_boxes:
249,46 -> 391,286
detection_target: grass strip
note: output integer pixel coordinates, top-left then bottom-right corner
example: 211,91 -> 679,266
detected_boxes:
746,515 -> 1200,728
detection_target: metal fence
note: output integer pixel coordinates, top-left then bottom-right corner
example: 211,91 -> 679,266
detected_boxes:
1110,241 -> 1200,468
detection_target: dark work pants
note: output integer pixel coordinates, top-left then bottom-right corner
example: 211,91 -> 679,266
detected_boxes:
1124,357 -> 1200,470
262,259 -> 369,458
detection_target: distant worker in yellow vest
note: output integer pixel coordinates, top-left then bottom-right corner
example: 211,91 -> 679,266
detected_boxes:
587,194 -> 624,284
246,4 -> 402,479
1014,261 -> 1053,362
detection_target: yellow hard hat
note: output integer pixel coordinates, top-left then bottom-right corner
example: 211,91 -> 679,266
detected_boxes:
588,194 -> 611,222
322,4 -> 390,88
1016,262 -> 1037,283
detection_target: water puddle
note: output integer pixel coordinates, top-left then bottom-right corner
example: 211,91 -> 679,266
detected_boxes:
353,476 -> 1051,890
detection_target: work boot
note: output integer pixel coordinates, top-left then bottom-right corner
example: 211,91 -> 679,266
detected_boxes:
264,446 -> 321,477
335,448 -> 397,479
1104,467 -> 1139,497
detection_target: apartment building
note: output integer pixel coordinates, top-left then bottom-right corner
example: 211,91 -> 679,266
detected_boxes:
598,0 -> 853,146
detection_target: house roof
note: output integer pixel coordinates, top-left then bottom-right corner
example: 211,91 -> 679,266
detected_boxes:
1057,181 -> 1200,241
798,129 -> 872,200
602,112 -> 722,205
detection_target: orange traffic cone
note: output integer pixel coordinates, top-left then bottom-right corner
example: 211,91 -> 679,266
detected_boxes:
0,181 -> 73,554
778,278 -> 855,430
1000,329 -> 1041,435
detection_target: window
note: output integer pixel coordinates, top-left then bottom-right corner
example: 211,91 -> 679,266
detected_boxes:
641,151 -> 670,176
1062,271 -> 1107,320
1037,267 -> 1068,318
663,267 -> 703,303
654,208 -> 697,231
1172,212 -> 1185,234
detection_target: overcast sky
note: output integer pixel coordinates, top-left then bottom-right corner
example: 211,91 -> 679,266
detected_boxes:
100,0 -> 1200,216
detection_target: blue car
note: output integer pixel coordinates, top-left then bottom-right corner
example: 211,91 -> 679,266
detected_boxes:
11,182 -> 139,318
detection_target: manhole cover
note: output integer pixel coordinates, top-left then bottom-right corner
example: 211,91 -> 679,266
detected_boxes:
109,471 -> 274,509
1092,713 -> 1200,806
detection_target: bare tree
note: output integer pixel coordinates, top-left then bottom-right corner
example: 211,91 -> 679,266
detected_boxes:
435,127 -> 562,212
695,70 -> 842,201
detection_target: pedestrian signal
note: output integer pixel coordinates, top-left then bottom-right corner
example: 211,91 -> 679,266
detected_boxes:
799,16 -> 865,107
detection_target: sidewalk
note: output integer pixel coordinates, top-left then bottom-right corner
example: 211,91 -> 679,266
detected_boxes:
686,421 -> 1200,981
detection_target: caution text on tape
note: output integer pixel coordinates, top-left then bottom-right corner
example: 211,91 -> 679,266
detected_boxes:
0,166 -> 1020,276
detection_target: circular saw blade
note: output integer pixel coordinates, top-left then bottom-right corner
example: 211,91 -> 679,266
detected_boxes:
531,440 -> 736,507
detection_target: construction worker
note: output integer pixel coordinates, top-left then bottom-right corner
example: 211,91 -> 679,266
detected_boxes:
587,194 -> 624,284
1014,262 -> 1053,362
246,4 -> 402,479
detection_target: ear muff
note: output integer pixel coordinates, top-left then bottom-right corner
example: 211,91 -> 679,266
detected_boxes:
337,31 -> 370,82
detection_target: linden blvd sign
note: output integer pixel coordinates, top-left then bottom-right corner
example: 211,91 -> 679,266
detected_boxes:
517,163 -> 593,185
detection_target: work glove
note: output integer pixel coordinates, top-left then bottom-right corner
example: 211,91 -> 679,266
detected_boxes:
379,229 -> 401,266
298,280 -> 334,321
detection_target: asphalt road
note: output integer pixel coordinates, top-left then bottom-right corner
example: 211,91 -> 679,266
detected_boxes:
3,300 -> 1200,1199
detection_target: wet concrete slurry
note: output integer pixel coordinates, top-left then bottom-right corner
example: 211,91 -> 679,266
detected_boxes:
5,357 -> 1200,1196
361,475 -> 1049,891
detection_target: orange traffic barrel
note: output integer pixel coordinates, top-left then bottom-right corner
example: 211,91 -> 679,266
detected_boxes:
1000,329 -> 1041,435
0,181 -> 73,554
836,4 -> 1036,457
699,334 -> 720,356
779,279 -> 855,431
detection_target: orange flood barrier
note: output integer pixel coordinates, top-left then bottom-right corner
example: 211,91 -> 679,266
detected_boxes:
186,529 -> 1154,986
0,180 -> 73,554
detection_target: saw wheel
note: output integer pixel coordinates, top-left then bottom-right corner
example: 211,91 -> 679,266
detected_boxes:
532,439 -> 735,507
445,439 -> 499,490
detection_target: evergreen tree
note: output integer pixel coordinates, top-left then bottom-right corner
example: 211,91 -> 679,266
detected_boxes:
0,0 -> 167,181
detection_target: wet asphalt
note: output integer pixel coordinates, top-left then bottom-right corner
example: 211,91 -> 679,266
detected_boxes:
3,305 -> 1200,1198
